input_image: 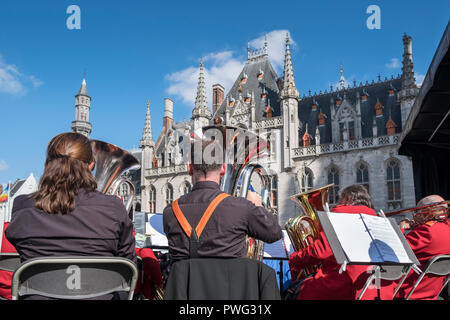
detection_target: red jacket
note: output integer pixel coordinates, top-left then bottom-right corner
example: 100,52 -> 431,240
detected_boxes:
288,205 -> 393,300
0,222 -> 17,300
395,220 -> 450,300
134,247 -> 163,300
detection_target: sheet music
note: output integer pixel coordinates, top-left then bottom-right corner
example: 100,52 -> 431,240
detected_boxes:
327,213 -> 381,262
327,212 -> 412,264
360,214 -> 412,263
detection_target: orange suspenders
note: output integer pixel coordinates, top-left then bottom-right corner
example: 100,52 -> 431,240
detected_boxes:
171,193 -> 230,258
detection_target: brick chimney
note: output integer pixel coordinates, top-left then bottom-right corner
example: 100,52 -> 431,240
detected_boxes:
163,98 -> 174,131
212,84 -> 224,115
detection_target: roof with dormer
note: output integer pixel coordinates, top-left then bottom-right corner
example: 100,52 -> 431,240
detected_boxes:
212,54 -> 281,122
298,77 -> 403,144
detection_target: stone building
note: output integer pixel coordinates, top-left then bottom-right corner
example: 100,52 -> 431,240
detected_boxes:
136,33 -> 419,227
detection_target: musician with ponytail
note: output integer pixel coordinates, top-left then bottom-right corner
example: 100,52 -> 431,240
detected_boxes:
5,132 -> 136,298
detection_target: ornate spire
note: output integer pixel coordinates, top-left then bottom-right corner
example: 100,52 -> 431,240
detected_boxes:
339,63 -> 345,90
192,59 -> 211,120
401,33 -> 416,89
140,100 -> 155,148
281,33 -> 299,98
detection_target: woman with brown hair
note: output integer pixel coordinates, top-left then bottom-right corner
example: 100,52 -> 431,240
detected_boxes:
5,132 -> 136,298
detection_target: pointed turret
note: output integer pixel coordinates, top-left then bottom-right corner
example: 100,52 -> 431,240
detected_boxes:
398,33 -> 419,127
71,77 -> 92,138
339,63 -> 346,90
281,33 -> 299,98
281,32 -> 300,168
140,100 -> 155,148
401,33 -> 416,89
78,78 -> 89,96
192,59 -> 211,129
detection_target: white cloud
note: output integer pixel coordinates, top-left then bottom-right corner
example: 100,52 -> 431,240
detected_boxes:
386,58 -> 401,69
415,72 -> 425,85
249,30 -> 296,73
0,55 -> 43,95
0,160 -> 8,171
165,30 -> 294,108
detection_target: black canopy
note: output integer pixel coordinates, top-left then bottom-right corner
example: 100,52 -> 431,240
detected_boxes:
397,21 -> 450,201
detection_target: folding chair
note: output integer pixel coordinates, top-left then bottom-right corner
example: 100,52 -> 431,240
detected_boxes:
403,255 -> 450,300
11,256 -> 138,300
357,264 -> 412,300
0,253 -> 21,300
0,253 -> 21,272
134,255 -> 146,300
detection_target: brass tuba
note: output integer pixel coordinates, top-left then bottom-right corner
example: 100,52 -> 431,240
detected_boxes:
285,184 -> 333,279
90,140 -> 140,213
201,125 -> 274,261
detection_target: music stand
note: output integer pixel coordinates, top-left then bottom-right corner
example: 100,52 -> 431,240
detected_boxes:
316,210 -> 420,300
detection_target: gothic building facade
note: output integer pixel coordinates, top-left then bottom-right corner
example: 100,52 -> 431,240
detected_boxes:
138,33 -> 419,227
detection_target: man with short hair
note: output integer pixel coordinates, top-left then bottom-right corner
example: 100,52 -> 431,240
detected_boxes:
163,139 -> 281,262
395,195 -> 450,300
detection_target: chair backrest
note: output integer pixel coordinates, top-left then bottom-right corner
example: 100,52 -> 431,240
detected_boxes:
0,253 -> 21,272
379,265 -> 411,281
406,255 -> 450,300
11,256 -> 138,300
357,264 -> 412,300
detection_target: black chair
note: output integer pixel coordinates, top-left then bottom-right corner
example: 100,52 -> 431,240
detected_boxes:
11,256 -> 138,300
403,255 -> 450,300
164,257 -> 280,300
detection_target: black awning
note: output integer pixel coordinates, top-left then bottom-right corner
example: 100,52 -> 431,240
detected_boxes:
398,20 -> 450,156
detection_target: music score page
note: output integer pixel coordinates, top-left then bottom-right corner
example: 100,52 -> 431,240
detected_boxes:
327,212 -> 412,264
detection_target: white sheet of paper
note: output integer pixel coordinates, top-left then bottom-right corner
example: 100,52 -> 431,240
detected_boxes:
361,214 -> 412,263
327,212 -> 383,263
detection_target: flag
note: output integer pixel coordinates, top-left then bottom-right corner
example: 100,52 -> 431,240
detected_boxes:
0,183 -> 9,203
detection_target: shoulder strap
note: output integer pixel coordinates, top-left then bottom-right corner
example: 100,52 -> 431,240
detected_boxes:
195,193 -> 230,237
171,193 -> 230,238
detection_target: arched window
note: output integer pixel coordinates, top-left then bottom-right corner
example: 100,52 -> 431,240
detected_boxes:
269,176 -> 278,211
165,184 -> 174,206
386,159 -> 402,209
300,168 -> 313,193
183,181 -> 192,195
356,162 -> 370,193
149,185 -> 156,213
327,167 -> 340,205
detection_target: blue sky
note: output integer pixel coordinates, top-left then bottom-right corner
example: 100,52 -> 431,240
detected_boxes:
0,0 -> 449,184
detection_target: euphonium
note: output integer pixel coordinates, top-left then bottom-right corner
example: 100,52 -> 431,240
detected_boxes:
285,184 -> 333,279
90,140 -> 140,213
201,124 -> 274,261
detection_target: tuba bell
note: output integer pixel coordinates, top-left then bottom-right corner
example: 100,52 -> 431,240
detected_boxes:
285,184 -> 333,279
90,140 -> 140,214
201,124 -> 274,261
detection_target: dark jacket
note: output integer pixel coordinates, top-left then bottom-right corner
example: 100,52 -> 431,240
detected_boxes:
5,189 -> 136,264
164,258 -> 281,300
163,181 -> 282,262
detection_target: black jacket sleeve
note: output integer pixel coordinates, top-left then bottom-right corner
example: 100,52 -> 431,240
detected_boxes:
245,201 -> 282,243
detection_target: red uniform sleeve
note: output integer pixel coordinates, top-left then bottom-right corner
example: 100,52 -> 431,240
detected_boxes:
288,231 -> 333,279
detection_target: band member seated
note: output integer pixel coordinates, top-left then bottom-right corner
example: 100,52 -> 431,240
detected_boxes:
163,139 -> 282,262
134,247 -> 163,300
5,132 -> 136,299
394,195 -> 450,300
288,184 -> 392,300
